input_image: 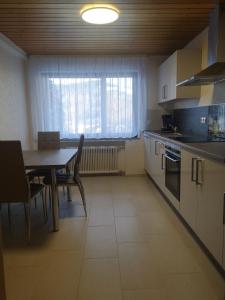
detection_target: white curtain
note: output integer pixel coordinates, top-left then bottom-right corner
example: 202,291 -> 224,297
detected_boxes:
28,55 -> 149,141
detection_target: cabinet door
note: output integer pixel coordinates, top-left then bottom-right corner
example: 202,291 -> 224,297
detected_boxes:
144,135 -> 151,175
180,149 -> 199,231
158,64 -> 166,103
155,141 -> 165,191
196,158 -> 225,263
223,226 -> 225,269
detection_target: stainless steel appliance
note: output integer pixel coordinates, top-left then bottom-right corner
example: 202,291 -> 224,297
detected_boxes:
165,143 -> 181,201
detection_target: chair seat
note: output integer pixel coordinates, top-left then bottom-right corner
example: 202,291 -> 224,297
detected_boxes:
43,174 -> 76,186
28,169 -> 51,178
30,183 -> 44,198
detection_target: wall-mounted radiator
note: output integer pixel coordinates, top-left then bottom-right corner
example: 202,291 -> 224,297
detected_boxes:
79,146 -> 120,174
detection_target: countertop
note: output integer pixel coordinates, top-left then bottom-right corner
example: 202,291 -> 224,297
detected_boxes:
144,131 -> 225,163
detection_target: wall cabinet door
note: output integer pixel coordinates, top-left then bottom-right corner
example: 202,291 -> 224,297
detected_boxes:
196,158 -> 225,263
180,149 -> 199,231
157,49 -> 201,103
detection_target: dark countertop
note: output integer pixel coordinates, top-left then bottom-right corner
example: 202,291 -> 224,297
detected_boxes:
144,131 -> 225,163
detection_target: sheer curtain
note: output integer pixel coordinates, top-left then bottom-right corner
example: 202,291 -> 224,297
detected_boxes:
28,55 -> 149,141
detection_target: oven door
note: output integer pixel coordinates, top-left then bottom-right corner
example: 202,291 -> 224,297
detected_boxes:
165,151 -> 181,201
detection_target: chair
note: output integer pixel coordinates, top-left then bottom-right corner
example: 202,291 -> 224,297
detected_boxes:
44,134 -> 87,216
28,131 -> 61,179
0,141 -> 46,242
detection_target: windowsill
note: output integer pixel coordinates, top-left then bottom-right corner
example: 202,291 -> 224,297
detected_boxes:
60,136 -> 141,148
60,136 -> 140,142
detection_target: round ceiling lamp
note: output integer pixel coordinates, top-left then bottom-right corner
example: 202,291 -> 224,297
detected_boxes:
80,4 -> 119,25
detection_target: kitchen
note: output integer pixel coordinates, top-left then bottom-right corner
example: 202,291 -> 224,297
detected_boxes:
0,1 -> 225,300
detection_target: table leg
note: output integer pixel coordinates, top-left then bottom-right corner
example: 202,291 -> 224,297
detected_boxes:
51,168 -> 59,231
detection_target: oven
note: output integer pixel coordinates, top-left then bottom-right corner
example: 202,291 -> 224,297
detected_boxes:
165,143 -> 181,201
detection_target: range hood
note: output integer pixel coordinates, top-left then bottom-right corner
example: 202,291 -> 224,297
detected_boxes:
177,5 -> 225,86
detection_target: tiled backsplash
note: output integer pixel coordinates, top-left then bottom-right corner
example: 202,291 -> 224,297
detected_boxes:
173,104 -> 225,137
174,106 -> 209,136
208,104 -> 225,137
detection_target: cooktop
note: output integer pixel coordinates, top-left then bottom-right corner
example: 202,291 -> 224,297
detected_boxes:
169,135 -> 225,143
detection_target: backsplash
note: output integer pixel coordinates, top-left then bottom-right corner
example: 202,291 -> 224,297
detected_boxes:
208,104 -> 225,137
173,104 -> 225,137
173,106 -> 209,136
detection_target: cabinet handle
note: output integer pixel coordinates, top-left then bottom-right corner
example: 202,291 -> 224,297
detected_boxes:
161,153 -> 164,170
223,194 -> 225,225
155,141 -> 158,155
223,193 -> 225,224
196,159 -> 204,185
162,86 -> 165,99
191,158 -> 197,182
164,84 -> 168,99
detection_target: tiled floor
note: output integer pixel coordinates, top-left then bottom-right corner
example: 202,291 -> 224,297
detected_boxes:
1,176 -> 225,300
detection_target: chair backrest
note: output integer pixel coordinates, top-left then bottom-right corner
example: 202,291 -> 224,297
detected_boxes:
38,131 -> 60,150
73,134 -> 84,177
0,141 -> 29,203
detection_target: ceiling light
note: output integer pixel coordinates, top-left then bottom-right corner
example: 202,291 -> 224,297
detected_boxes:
80,4 -> 119,25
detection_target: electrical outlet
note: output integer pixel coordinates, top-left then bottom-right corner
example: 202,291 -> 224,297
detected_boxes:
200,117 -> 207,124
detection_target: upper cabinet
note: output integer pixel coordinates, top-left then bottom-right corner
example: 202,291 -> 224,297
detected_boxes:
158,49 -> 201,103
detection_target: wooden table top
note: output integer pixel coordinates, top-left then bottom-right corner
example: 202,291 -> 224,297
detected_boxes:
23,148 -> 77,169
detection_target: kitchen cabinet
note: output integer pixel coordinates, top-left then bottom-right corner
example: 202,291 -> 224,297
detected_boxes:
180,149 -> 199,231
144,134 -> 165,191
144,133 -> 151,175
151,138 -> 165,190
158,49 -> 201,103
180,149 -> 225,264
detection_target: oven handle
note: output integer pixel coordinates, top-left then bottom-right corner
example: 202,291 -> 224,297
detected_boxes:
165,154 -> 180,163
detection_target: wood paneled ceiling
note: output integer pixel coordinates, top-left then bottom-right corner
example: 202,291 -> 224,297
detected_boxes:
0,0 -> 224,55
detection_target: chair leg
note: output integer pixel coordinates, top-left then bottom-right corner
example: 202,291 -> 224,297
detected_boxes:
67,186 -> 71,202
41,190 -> 48,223
48,186 -> 52,209
7,204 -> 11,225
24,203 -> 31,243
34,197 -> 37,209
77,182 -> 87,217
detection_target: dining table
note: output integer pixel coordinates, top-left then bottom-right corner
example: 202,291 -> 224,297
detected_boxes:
23,148 -> 77,231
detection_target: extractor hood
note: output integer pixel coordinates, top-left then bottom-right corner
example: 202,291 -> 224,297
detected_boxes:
177,5 -> 225,86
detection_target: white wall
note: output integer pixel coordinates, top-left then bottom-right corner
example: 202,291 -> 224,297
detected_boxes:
124,56 -> 166,175
0,34 -> 31,149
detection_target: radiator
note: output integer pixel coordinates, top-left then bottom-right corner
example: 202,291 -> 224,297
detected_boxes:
79,146 -> 120,174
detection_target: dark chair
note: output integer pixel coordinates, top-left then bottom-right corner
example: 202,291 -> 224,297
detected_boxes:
28,131 -> 61,179
44,134 -> 87,216
0,141 -> 46,242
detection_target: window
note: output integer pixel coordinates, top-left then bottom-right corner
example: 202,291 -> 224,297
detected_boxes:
47,73 -> 137,139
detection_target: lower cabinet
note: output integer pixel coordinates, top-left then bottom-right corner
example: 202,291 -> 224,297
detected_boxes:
180,149 -> 225,264
144,134 -> 165,192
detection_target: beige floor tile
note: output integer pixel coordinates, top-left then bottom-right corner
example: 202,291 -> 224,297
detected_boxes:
88,207 -> 114,226
5,265 -> 41,300
47,218 -> 86,251
78,258 -> 122,300
118,243 -> 164,290
31,250 -> 82,300
115,217 -> 146,243
113,197 -> 136,217
148,235 -> 201,274
138,211 -> 179,236
123,289 -> 168,300
85,226 -> 117,258
165,273 -> 225,300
